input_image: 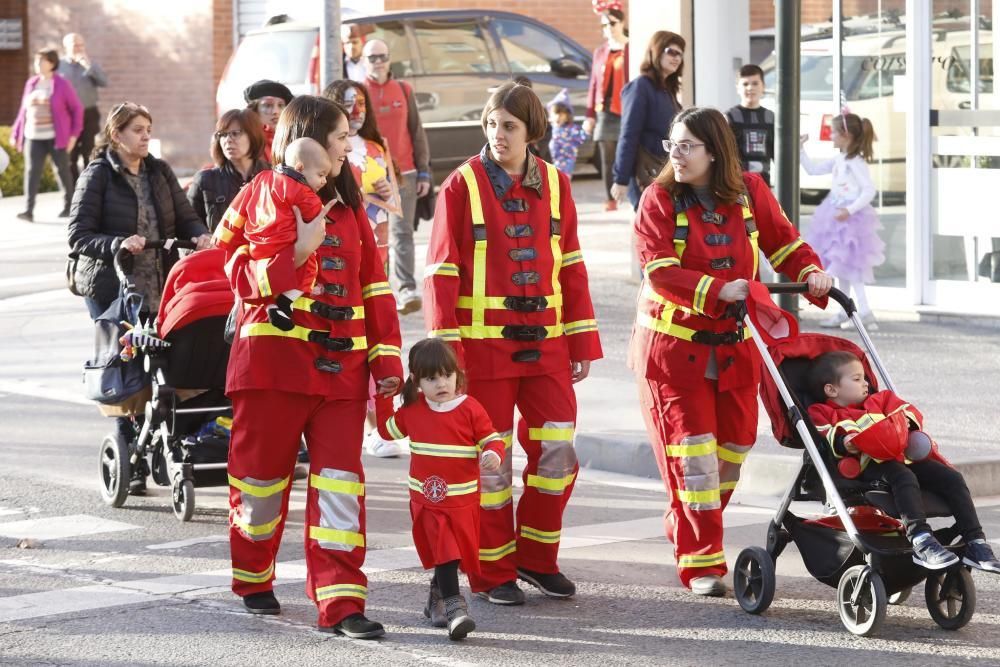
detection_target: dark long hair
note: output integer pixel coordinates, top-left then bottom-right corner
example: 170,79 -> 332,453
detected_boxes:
641,31 -> 685,104
271,95 -> 361,209
655,107 -> 745,205
210,109 -> 266,166
322,80 -> 388,153
400,339 -> 465,406
835,113 -> 876,162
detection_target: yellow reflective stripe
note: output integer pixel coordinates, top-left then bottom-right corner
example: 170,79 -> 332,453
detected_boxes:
526,471 -> 577,492
291,298 -> 364,319
675,488 -> 721,504
527,426 -> 575,441
547,161 -> 561,220
546,162 -> 564,330
520,526 -> 561,544
749,229 -> 760,278
228,474 -> 290,498
428,328 -> 461,341
240,323 -> 367,350
425,262 -> 460,278
459,163 -> 488,335
362,281 -> 392,299
797,263 -> 821,282
641,282 -> 696,315
309,474 -> 365,496
456,293 -> 563,310
645,257 -> 681,275
717,448 -> 749,464
692,275 -> 714,315
315,584 -> 367,601
480,487 -> 513,508
665,440 -> 718,458
459,323 -> 563,339
564,319 -> 598,336
233,513 -> 283,537
636,312 -> 752,342
367,344 -> 401,363
674,211 -> 689,259
214,225 -> 234,244
232,562 -> 274,583
768,237 -> 804,269
479,540 -> 516,561
561,250 -> 583,267
477,432 -> 502,448
385,416 -> 405,441
677,551 -> 726,568
308,526 -> 365,547
720,481 -> 739,492
408,476 -> 479,496
409,441 -> 479,458
222,208 -> 246,229
499,431 -> 514,450
255,258 -> 272,298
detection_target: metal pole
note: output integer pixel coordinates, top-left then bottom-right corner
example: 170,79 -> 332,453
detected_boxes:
320,1 -> 343,92
774,0 -> 801,315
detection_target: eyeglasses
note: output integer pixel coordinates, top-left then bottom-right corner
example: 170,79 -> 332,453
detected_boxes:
214,129 -> 245,141
366,53 -> 390,64
662,140 -> 705,156
664,47 -> 684,58
111,101 -> 149,115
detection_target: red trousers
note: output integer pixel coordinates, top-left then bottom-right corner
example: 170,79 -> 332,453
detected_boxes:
467,371 -> 578,591
638,377 -> 757,587
228,389 -> 367,627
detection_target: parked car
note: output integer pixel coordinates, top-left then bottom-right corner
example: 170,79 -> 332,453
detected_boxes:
217,9 -> 596,180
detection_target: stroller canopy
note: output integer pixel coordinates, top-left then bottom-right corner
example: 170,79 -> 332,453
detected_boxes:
157,248 -> 234,339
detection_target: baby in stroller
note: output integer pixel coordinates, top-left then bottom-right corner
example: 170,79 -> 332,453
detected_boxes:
808,350 -> 1000,573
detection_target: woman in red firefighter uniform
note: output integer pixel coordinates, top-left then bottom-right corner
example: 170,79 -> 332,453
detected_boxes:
213,96 -> 403,639
630,107 -> 833,597
425,82 -> 603,605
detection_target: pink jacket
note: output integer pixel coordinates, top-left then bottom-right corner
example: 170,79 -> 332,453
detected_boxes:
12,74 -> 84,151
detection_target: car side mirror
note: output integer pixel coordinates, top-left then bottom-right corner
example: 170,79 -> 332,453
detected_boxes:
550,57 -> 587,79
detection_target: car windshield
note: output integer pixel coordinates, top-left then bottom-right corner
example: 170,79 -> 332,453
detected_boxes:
764,54 -> 893,101
226,29 -> 315,86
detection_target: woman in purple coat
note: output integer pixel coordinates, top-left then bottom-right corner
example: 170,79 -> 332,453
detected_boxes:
11,48 -> 83,222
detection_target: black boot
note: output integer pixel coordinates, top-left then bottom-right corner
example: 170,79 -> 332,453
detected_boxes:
242,591 -> 281,615
320,613 -> 385,639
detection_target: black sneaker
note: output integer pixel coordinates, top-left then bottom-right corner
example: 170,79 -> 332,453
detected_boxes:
15,211 -> 33,222
517,568 -> 576,598
242,591 -> 280,615
476,580 -> 525,605
912,534 -> 960,570
963,539 -> 1000,573
320,613 -> 385,639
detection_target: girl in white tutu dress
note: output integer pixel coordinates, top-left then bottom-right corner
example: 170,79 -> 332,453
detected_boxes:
800,113 -> 884,328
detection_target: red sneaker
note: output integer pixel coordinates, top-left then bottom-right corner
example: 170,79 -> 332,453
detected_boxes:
604,199 -> 618,212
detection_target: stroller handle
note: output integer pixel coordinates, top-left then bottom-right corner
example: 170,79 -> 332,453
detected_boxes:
114,239 -> 199,286
762,282 -> 854,315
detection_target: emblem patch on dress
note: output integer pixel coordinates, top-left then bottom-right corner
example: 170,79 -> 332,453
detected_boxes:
422,475 -> 448,503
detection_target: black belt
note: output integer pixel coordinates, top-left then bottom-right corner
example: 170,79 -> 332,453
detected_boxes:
501,325 -> 547,342
307,332 -> 356,351
310,302 -> 355,320
504,296 -> 547,312
690,329 -> 745,346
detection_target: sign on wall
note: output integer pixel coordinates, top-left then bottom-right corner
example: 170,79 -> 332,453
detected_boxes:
0,18 -> 23,50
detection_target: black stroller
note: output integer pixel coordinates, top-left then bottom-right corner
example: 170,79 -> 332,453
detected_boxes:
732,283 -> 979,636
93,240 -> 233,521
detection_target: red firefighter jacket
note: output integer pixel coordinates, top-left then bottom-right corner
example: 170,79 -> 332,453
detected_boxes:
629,172 -> 826,391
376,394 -> 506,508
424,147 -> 603,380
214,190 -> 403,399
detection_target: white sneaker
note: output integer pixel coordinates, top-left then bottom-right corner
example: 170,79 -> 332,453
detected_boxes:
819,312 -> 848,328
364,430 -> 404,458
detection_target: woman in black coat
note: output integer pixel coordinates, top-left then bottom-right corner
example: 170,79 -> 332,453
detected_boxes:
68,102 -> 211,319
187,108 -> 270,232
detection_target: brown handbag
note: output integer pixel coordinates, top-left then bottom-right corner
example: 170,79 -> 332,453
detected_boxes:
634,145 -> 667,190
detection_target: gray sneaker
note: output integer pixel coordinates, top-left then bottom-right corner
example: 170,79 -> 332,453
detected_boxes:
689,575 -> 727,597
443,595 -> 475,641
423,581 -> 447,627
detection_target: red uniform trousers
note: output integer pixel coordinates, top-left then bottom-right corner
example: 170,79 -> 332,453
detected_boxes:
467,371 -> 578,591
228,389 -> 368,627
638,376 -> 757,587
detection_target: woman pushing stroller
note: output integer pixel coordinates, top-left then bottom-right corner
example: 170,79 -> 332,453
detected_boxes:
808,350 -> 1000,573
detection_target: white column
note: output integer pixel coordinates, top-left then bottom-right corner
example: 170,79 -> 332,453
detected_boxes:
692,0 -> 750,109
905,0 -> 931,305
627,0 -> 693,105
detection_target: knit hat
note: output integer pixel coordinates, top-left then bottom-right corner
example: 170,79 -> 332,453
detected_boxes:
547,88 -> 573,116
243,79 -> 294,105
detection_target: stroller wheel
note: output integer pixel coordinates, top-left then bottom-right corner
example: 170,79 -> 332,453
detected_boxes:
925,567 -> 976,630
837,565 -> 887,637
99,433 -> 131,508
733,547 -> 776,614
171,478 -> 195,522
888,587 -> 912,605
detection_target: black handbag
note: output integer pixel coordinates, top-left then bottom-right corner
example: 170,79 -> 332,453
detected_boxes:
66,254 -> 83,297
82,295 -> 150,405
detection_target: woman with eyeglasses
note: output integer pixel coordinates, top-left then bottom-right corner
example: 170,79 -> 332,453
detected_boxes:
629,106 -> 833,597
187,109 -> 270,232
583,1 -> 628,211
611,30 -> 686,210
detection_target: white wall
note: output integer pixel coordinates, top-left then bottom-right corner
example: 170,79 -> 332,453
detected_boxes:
692,0 -> 750,110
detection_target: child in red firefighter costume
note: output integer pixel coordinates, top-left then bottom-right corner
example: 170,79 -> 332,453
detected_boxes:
629,107 -> 834,597
214,96 -> 404,639
425,82 -> 603,605
374,338 -> 506,640
808,350 -> 1000,572
232,137 -> 333,331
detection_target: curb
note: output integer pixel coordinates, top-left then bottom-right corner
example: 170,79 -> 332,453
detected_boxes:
576,433 -> 1000,498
